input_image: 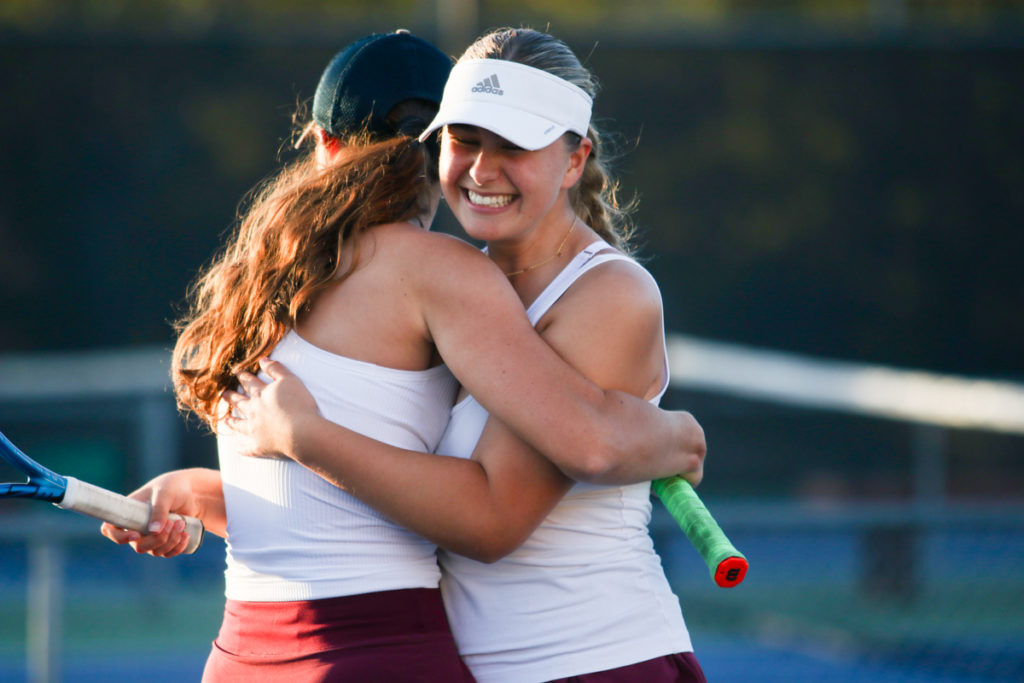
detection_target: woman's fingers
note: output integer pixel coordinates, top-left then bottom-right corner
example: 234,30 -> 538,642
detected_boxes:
146,488 -> 175,535
222,388 -> 248,421
258,357 -> 294,381
236,371 -> 267,397
142,518 -> 188,557
100,519 -> 182,556
100,521 -> 141,545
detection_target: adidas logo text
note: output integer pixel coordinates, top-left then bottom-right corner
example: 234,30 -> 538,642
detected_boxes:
472,74 -> 503,95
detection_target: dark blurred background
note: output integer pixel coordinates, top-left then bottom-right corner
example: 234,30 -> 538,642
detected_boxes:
1,2 -> 1023,682
1,0 -> 1022,379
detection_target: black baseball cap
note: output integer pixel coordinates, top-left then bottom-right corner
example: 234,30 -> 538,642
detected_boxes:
312,30 -> 452,139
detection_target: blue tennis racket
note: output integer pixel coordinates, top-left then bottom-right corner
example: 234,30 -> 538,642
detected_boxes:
0,429 -> 204,553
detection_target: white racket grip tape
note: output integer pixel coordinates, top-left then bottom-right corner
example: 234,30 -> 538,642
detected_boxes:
57,476 -> 204,554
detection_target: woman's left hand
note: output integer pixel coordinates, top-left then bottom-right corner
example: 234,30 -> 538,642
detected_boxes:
222,358 -> 320,459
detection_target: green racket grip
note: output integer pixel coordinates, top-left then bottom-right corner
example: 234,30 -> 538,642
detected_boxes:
653,476 -> 748,588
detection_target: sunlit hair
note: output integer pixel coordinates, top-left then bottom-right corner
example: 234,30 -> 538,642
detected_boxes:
460,28 -> 636,252
171,124 -> 432,427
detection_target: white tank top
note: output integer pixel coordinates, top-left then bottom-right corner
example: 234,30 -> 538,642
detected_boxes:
436,241 -> 692,683
219,330 -> 458,602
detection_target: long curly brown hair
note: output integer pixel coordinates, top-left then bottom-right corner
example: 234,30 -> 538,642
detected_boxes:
171,128 -> 432,427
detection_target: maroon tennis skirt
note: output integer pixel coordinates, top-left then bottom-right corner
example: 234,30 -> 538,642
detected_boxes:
201,588 -> 475,682
546,652 -> 707,683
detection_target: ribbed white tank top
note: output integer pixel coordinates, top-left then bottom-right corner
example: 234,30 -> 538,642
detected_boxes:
436,241 -> 692,683
219,330 -> 458,602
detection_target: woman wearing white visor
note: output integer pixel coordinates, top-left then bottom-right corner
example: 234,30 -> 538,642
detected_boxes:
421,30 -> 706,682
162,28 -> 707,682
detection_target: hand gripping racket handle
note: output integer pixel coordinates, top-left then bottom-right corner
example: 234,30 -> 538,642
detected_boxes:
653,476 -> 747,588
58,477 -> 204,554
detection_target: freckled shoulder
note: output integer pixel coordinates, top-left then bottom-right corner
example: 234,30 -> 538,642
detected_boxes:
559,256 -> 664,325
535,255 -> 667,400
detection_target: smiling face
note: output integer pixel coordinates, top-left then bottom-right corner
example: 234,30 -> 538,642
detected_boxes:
439,124 -> 591,247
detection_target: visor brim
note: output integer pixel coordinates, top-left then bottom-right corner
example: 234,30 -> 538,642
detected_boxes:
419,100 -> 572,151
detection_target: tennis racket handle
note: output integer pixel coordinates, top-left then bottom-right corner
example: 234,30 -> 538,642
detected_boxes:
652,476 -> 748,588
57,477 -> 204,554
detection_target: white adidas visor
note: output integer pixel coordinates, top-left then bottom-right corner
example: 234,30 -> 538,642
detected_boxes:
418,59 -> 593,151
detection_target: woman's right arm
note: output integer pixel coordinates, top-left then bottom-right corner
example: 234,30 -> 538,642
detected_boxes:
412,231 -> 703,484
220,235 -> 703,560
100,467 -> 225,556
226,361 -> 574,562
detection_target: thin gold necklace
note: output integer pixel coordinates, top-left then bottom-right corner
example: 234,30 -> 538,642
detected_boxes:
504,215 -> 577,277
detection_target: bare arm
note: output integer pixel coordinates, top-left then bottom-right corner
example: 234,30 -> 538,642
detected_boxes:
100,467 -> 226,556
225,256 -> 704,561
411,233 -> 704,483
229,363 -> 570,562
